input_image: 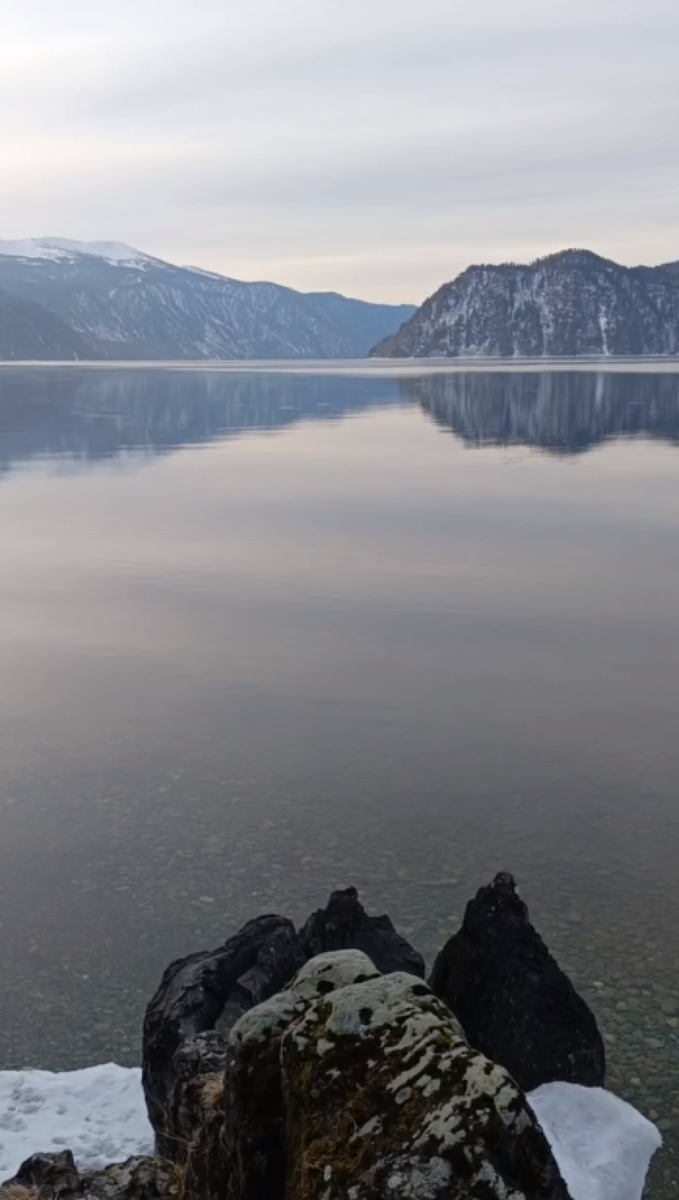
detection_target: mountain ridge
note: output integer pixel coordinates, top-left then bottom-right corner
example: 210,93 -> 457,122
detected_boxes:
0,240 -> 415,361
371,250 -> 679,359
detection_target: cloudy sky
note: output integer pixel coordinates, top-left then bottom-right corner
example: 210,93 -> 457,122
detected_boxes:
1,0 -> 677,302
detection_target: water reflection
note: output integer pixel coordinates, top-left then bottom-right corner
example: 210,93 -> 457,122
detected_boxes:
402,370 -> 679,455
1,367 -> 679,472
0,369 -> 398,473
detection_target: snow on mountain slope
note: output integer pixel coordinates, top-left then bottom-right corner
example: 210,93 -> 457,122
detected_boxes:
371,250 -> 679,358
0,238 -> 152,267
0,241 -> 415,360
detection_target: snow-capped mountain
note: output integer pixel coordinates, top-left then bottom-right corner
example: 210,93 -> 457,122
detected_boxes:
0,238 -> 153,266
370,251 -> 679,358
0,240 -> 415,360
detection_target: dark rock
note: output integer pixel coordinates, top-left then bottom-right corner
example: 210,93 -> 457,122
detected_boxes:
6,1150 -> 82,1197
1,1155 -> 176,1200
142,915 -> 305,1156
299,887 -> 425,978
142,891 -> 423,1157
281,968 -> 571,1200
430,872 -> 606,1092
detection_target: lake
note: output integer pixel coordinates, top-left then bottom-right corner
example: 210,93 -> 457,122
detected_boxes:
0,364 -> 677,1189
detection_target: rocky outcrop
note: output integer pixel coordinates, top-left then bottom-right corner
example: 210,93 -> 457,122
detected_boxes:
281,969 -> 569,1200
143,890 -> 423,1160
163,949 -> 569,1200
370,249 -> 679,358
225,951 -> 381,1200
430,872 -> 606,1092
3,878 -> 615,1200
142,915 -> 305,1158
298,887 -> 425,978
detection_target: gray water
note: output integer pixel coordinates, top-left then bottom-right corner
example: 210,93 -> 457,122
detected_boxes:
0,365 -> 678,1192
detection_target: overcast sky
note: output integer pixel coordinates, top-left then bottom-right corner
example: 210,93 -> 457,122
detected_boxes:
1,0 -> 677,303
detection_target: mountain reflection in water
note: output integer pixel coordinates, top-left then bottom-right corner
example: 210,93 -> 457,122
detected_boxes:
400,370 -> 679,455
0,366 -> 678,471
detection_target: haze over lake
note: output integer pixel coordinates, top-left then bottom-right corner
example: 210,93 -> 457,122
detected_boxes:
0,366 -> 678,1173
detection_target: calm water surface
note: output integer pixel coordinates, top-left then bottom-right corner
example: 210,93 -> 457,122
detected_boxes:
0,365 -> 678,1189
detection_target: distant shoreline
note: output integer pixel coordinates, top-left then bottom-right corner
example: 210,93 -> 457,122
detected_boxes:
1,357 -> 679,375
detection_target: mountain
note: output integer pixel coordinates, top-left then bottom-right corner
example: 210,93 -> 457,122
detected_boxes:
370,250 -> 679,358
0,239 -> 415,361
0,286 -> 100,360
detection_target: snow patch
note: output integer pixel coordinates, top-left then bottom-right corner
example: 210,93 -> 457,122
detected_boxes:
0,1065 -> 153,1179
598,308 -> 610,356
0,1068 -> 662,1200
0,239 -> 150,267
530,1082 -> 662,1200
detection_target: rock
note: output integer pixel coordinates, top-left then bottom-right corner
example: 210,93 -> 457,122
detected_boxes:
142,915 -> 305,1155
166,1032 -> 228,1200
1,1154 -> 177,1200
142,891 -> 423,1156
225,952 -> 380,1200
3,1150 -> 82,1197
299,888 -> 426,979
429,873 -> 606,1092
84,1158 -> 175,1200
281,970 -> 570,1200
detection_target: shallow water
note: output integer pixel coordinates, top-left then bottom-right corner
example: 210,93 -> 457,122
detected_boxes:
0,365 -> 677,1193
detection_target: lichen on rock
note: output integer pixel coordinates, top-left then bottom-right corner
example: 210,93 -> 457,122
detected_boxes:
281,971 -> 569,1200
224,952 -> 382,1200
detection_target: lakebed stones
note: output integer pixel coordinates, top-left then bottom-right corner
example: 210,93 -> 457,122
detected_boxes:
430,872 -> 606,1093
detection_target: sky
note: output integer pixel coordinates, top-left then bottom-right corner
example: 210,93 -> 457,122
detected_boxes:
0,0 -> 678,303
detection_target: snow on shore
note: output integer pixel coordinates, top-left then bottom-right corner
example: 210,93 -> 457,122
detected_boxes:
0,1066 -> 661,1200
0,1065 -> 152,1178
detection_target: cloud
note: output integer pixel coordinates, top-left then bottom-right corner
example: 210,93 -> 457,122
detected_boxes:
0,0 -> 677,300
